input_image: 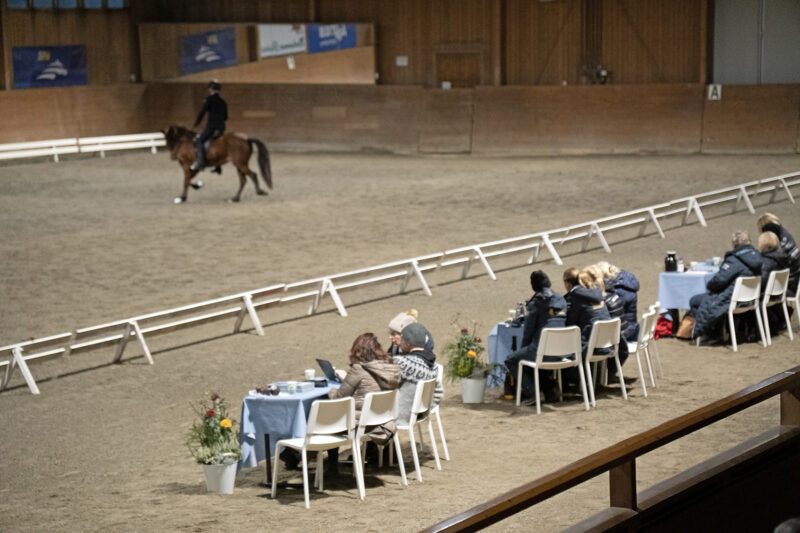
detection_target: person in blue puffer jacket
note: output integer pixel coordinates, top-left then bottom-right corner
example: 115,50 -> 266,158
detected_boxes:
598,262 -> 641,343
689,230 -> 763,342
757,212 -> 800,295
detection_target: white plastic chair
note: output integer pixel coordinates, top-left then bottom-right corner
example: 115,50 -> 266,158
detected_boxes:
355,390 -> 407,488
788,283 -> 800,336
431,363 -> 450,461
392,378 -> 441,482
627,309 -> 657,398
515,326 -> 589,414
271,397 -> 364,508
647,301 -> 664,379
584,318 -> 628,408
727,276 -> 766,352
761,269 -> 793,345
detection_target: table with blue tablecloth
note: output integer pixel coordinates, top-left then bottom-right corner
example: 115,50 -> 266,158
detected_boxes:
239,385 -> 336,482
486,321 -> 524,388
657,271 -> 717,311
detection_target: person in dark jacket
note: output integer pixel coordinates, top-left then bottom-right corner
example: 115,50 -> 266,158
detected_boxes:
598,261 -> 641,342
757,231 -> 791,334
564,268 -> 611,354
504,271 -> 567,402
690,230 -> 764,342
758,213 -> 800,295
190,80 -> 228,173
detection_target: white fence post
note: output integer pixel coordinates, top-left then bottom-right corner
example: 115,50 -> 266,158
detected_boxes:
234,293 -> 265,336
541,234 -> 563,266
642,208 -> 666,239
736,186 -> 755,214
6,347 -> 41,395
683,197 -> 707,227
113,321 -> 153,365
773,177 -> 795,204
473,247 -> 497,281
401,260 -> 433,296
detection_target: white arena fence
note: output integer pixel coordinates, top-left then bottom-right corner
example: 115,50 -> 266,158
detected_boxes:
1,171 -> 798,395
0,132 -> 165,162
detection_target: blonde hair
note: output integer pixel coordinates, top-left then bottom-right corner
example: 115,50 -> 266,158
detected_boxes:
595,261 -> 620,280
732,230 -> 751,248
757,231 -> 780,253
756,212 -> 781,232
579,268 -> 604,291
405,308 -> 419,319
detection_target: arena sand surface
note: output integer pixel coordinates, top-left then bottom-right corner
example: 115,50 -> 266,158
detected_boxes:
0,152 -> 798,532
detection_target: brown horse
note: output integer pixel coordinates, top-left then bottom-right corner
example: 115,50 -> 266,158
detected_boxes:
162,125 -> 273,203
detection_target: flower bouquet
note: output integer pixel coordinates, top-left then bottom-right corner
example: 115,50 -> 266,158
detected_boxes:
442,322 -> 489,383
186,393 -> 241,466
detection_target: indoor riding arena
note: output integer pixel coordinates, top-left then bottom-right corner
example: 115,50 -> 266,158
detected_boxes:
1,2 -> 799,532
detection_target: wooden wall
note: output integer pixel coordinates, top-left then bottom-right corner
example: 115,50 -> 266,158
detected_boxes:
1,7 -> 136,86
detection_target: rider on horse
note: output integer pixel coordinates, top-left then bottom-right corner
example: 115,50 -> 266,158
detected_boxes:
190,79 -> 228,173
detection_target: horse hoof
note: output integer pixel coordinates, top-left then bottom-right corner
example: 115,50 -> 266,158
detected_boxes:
257,190 -> 268,196
228,197 -> 241,203
190,180 -> 204,190
173,197 -> 184,204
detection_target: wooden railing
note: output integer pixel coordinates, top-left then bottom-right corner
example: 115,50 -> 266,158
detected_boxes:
424,365 -> 800,532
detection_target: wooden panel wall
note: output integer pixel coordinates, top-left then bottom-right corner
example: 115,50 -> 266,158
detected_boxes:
702,85 -> 800,153
471,85 -> 705,155
0,84 -> 146,142
138,1 -> 310,24
2,9 -> 135,86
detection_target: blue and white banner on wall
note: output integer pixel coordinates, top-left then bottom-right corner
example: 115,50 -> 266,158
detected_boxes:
12,45 -> 87,89
306,24 -> 357,54
180,28 -> 237,75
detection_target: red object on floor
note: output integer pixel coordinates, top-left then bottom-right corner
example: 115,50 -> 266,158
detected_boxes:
654,315 -> 674,339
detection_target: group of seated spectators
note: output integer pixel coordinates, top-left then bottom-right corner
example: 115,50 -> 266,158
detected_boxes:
689,212 -> 799,345
503,262 -> 640,404
283,309 -> 443,476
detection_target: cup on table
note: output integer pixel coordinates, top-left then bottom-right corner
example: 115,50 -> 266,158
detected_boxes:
287,381 -> 298,394
304,368 -> 315,381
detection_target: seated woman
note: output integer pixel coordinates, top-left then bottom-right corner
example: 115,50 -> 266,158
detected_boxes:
757,212 -> 799,295
758,231 -> 791,334
392,322 -> 443,424
597,261 -> 641,343
325,333 -> 401,473
504,270 -> 567,402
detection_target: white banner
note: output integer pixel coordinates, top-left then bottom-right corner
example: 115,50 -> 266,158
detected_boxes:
258,24 -> 306,58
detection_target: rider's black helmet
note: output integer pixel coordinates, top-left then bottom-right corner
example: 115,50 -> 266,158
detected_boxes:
208,79 -> 222,91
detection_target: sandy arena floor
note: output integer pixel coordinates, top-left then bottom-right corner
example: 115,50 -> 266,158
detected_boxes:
0,151 -> 798,532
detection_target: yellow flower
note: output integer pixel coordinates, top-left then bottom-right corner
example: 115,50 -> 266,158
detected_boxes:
467,350 -> 477,358
220,418 -> 232,429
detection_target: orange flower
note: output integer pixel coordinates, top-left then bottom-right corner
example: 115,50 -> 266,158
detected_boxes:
220,418 -> 232,429
467,350 -> 477,358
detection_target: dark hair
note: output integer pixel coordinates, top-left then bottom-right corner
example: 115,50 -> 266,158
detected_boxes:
349,333 -> 389,366
530,270 -> 551,292
563,267 -> 579,286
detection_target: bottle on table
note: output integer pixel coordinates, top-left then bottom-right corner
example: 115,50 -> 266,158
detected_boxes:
665,251 -> 678,272
677,256 -> 685,273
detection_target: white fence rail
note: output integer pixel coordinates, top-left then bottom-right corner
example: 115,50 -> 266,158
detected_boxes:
1,171 -> 798,395
0,132 -> 165,163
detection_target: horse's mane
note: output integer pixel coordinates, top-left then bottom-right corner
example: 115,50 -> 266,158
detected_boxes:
163,124 -> 196,150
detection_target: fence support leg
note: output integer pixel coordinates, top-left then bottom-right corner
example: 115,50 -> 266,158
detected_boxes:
402,260 -> 433,296
541,234 -> 563,266
778,177 -> 795,204
234,294 -> 264,336
592,223 -> 611,253
736,186 -> 755,214
780,382 -> 800,427
646,208 -> 665,239
473,247 -> 497,281
460,254 -> 474,279
131,320 -> 154,365
113,323 -> 134,363
9,347 -> 40,395
609,459 -> 637,510
527,244 -> 540,265
325,279 -> 348,317
683,197 -> 707,227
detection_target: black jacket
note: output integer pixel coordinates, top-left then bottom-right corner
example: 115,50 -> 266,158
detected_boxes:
194,93 -> 228,130
760,247 -> 790,292
521,288 -> 568,351
762,223 -> 800,293
606,270 -> 640,342
690,244 -> 763,338
565,285 -> 611,350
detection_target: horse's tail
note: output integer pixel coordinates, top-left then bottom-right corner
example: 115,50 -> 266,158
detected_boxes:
249,138 -> 273,190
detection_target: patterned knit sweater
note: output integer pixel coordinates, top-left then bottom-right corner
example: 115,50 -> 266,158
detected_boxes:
392,349 -> 444,424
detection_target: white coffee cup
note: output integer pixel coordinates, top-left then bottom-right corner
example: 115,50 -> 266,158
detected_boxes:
287,381 -> 298,394
304,369 -> 315,381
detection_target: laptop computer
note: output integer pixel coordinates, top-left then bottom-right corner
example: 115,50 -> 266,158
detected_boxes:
316,358 -> 341,383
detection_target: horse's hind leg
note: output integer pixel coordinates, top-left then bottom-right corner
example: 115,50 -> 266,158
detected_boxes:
246,167 -> 268,196
232,170 -> 247,202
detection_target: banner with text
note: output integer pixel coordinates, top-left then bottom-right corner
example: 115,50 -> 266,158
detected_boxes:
12,45 -> 87,89
306,24 -> 357,54
180,28 -> 237,75
258,24 -> 307,58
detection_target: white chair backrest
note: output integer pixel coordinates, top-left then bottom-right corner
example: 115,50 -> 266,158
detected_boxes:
729,276 -> 761,312
588,318 -> 621,351
639,310 -> 656,343
536,326 -> 582,362
764,269 -> 790,302
410,378 -> 437,416
435,362 -> 445,394
306,397 -> 353,437
358,390 -> 398,431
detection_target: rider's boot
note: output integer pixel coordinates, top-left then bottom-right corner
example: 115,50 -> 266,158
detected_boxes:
190,144 -> 205,172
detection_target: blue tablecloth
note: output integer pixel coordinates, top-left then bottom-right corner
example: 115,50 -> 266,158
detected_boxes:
657,271 -> 716,310
239,385 -> 335,469
486,322 -> 524,388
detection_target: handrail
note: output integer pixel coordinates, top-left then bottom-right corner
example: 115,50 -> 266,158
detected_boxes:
424,365 -> 800,532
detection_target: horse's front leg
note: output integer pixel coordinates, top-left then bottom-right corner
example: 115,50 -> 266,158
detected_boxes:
175,166 -> 194,204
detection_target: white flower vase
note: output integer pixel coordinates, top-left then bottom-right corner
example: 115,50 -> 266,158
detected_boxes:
461,377 -> 486,404
203,463 -> 237,494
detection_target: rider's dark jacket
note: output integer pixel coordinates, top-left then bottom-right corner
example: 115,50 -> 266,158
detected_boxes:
194,93 -> 228,131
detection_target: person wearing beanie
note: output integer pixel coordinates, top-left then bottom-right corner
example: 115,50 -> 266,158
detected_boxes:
393,322 -> 443,423
504,270 -> 567,403
387,309 -> 435,355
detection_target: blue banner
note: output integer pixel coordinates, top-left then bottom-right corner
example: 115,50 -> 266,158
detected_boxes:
12,45 -> 87,89
306,24 -> 357,54
180,28 -> 237,75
